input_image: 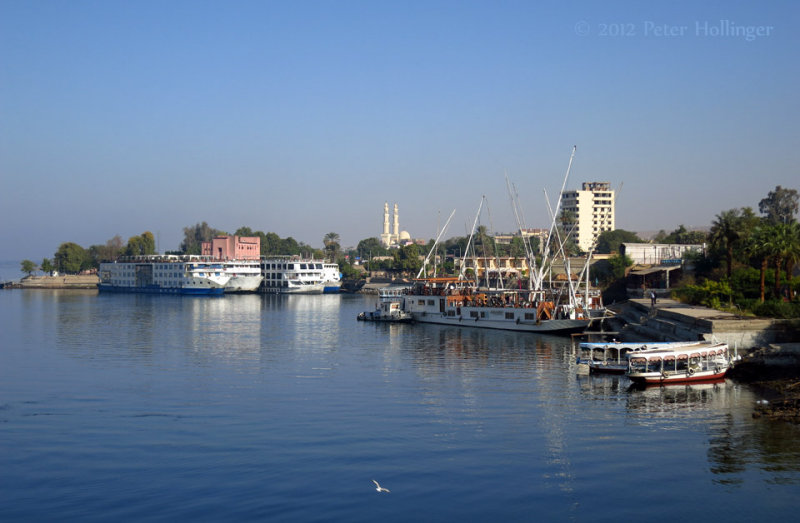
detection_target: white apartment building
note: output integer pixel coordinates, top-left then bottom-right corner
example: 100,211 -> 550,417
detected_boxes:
560,182 -> 615,252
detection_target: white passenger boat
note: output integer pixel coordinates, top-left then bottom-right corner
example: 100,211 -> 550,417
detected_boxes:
98,255 -> 231,295
321,263 -> 342,293
626,342 -> 733,385
402,277 -> 600,334
221,260 -> 263,293
261,257 -> 329,294
576,341 -> 704,375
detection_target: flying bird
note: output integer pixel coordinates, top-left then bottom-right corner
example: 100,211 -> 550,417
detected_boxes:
372,479 -> 390,493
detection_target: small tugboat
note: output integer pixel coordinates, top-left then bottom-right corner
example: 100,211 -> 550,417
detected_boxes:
357,300 -> 414,323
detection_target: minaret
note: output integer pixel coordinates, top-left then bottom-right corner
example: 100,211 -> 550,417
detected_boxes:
393,203 -> 399,243
381,202 -> 391,247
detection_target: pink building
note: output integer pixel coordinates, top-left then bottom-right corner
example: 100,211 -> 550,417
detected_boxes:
201,235 -> 261,260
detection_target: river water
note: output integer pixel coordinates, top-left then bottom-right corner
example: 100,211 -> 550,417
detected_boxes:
1,289 -> 798,522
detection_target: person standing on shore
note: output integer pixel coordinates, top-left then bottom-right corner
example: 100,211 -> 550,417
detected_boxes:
650,290 -> 657,308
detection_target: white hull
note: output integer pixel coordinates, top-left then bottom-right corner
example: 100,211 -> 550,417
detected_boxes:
225,275 -> 263,293
278,282 -> 325,294
405,296 -> 590,333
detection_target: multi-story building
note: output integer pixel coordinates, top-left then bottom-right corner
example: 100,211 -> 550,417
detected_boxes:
201,235 -> 261,260
560,182 -> 615,252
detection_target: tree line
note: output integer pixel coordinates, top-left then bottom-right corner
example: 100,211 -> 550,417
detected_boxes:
19,186 -> 800,318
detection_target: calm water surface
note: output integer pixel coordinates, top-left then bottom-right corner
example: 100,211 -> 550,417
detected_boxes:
1,290 -> 798,522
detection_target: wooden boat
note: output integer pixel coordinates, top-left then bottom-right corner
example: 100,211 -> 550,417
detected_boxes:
576,341 -> 706,375
625,342 -> 733,384
402,277 -> 601,334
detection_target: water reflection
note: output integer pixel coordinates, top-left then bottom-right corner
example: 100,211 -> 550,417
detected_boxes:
187,294 -> 263,365
624,380 -> 800,486
261,294 -> 342,349
52,293 -> 265,371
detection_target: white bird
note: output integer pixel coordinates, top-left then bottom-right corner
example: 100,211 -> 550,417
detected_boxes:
372,479 -> 390,493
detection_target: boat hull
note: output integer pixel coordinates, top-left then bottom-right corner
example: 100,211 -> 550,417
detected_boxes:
628,368 -> 728,385
263,284 -> 326,294
98,283 -> 224,295
589,363 -> 627,374
224,275 -> 263,293
410,308 -> 589,333
357,311 -> 414,323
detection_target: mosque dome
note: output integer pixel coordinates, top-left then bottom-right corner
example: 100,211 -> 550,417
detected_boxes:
399,231 -> 411,241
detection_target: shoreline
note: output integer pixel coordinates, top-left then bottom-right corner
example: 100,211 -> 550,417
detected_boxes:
2,274 -> 99,289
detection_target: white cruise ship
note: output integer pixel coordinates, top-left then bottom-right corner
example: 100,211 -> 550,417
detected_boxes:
221,260 -> 263,293
321,263 -> 341,293
261,257 -> 339,294
98,255 -> 231,295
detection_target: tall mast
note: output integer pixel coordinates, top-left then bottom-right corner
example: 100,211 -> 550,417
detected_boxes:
417,209 -> 456,279
537,146 -> 576,288
460,197 -> 484,283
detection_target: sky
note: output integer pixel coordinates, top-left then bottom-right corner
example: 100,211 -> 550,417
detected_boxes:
1,0 -> 798,263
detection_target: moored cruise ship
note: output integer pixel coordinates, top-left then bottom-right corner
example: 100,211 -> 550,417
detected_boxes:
261,257 -> 337,294
98,255 -> 231,295
321,263 -> 342,293
221,260 -> 263,293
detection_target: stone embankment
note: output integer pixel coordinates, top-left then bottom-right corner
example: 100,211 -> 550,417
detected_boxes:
3,274 -> 99,289
608,298 -> 795,350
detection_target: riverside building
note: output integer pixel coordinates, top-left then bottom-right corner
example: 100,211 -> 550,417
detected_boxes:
560,182 -> 615,252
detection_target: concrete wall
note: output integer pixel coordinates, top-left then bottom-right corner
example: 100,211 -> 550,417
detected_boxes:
612,299 -> 796,350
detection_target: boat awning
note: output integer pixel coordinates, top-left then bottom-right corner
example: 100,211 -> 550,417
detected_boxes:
630,266 -> 681,276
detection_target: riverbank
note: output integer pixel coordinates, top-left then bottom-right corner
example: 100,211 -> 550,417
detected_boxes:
730,343 -> 800,423
608,299 -> 800,421
2,274 -> 99,289
608,298 -> 797,348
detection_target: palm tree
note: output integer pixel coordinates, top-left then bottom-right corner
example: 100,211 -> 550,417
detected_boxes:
771,222 -> 800,299
709,209 -> 744,278
781,222 -> 800,285
748,225 -> 775,302
323,232 -> 340,261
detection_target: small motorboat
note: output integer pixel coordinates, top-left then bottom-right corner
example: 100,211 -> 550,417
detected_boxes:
357,300 -> 414,323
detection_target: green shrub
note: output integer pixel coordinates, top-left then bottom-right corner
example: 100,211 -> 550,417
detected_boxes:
673,279 -> 732,308
751,301 -> 800,319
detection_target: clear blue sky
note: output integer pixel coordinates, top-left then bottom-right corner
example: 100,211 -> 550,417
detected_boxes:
1,0 -> 798,262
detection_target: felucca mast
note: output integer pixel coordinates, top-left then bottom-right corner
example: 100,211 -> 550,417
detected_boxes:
460,197 -> 485,283
417,209 -> 456,279
506,175 -> 539,291
537,146 -> 576,289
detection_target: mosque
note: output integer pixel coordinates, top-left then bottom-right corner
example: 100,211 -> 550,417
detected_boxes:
380,202 -> 412,248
